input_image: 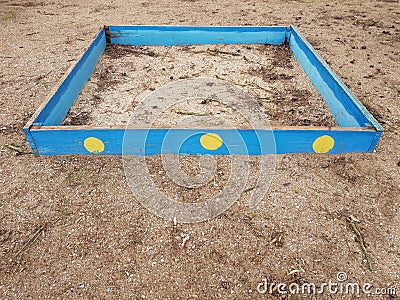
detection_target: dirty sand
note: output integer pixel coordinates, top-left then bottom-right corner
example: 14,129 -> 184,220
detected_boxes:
64,44 -> 337,128
0,0 -> 399,299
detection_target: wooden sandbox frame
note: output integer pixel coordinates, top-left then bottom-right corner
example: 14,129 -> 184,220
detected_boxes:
24,25 -> 383,156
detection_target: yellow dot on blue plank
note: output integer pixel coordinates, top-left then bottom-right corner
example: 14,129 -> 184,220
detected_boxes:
84,137 -> 104,153
200,133 -> 223,151
312,135 -> 334,153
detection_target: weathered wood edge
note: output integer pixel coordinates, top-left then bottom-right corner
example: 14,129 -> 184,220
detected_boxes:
289,25 -> 383,132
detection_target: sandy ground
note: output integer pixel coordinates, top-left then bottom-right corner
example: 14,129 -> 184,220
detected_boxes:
0,0 -> 400,299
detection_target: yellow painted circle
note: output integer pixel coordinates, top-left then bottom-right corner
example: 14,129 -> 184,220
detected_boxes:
312,135 -> 335,153
200,133 -> 223,151
84,137 -> 105,153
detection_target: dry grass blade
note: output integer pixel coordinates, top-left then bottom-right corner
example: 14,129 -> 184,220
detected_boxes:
347,217 -> 373,271
13,224 -> 46,258
5,144 -> 32,155
13,217 -> 61,258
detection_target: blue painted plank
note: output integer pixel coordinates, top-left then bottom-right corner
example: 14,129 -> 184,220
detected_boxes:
289,26 -> 382,130
109,26 -> 289,46
274,129 -> 378,154
29,128 -> 378,156
367,131 -> 382,152
23,127 -> 39,156
33,28 -> 107,126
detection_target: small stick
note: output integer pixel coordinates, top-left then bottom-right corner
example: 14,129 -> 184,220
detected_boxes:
13,224 -> 46,258
183,49 -> 241,57
173,216 -> 177,232
180,234 -> 190,248
13,217 -> 61,258
208,49 -> 241,56
244,186 -> 257,193
5,144 -> 31,155
174,110 -> 210,116
347,217 -> 373,271
35,69 -> 52,82
174,110 -> 196,115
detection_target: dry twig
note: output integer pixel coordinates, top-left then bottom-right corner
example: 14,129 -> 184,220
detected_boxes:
5,144 -> 31,155
347,217 -> 373,271
13,217 -> 61,258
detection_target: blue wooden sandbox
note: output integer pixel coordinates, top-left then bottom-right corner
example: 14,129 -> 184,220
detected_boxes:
24,25 -> 383,156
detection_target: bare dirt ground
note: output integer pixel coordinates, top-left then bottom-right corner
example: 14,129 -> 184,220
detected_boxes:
0,0 -> 399,299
